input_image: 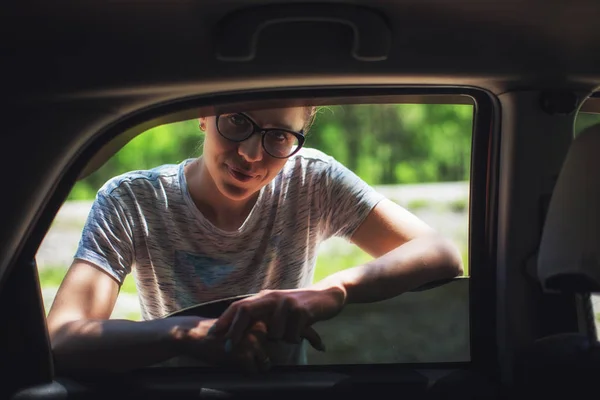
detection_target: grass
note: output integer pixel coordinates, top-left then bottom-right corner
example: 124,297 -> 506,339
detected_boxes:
38,265 -> 138,295
38,267 -> 69,288
448,198 -> 469,213
313,246 -> 374,283
38,244 -> 469,295
405,197 -> 469,215
406,198 -> 432,211
124,311 -> 142,320
462,246 -> 469,275
313,242 -> 469,283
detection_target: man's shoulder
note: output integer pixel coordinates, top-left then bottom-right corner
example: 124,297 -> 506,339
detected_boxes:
292,147 -> 333,163
99,160 -> 188,198
285,148 -> 336,175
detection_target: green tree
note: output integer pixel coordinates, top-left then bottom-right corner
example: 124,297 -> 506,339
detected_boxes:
69,103 -> 475,200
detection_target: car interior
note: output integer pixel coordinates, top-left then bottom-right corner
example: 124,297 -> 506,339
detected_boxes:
2,0 -> 600,399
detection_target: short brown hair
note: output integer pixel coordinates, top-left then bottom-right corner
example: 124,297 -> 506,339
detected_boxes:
303,106 -> 319,132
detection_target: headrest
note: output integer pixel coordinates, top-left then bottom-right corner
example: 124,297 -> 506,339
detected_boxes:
538,123 -> 600,293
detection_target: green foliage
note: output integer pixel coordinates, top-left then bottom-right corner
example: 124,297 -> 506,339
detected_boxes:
38,266 -> 138,295
309,104 -> 473,186
38,267 -> 69,288
313,242 -> 469,283
575,112 -> 600,136
69,104 -> 474,200
406,198 -> 432,211
69,119 -> 202,200
448,198 -> 469,213
121,274 -> 138,295
313,245 -> 373,283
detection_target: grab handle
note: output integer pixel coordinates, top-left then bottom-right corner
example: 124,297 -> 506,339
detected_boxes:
215,4 -> 391,62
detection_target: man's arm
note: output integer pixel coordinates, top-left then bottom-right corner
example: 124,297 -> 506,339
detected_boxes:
47,260 -> 215,373
313,198 -> 464,304
211,199 -> 463,344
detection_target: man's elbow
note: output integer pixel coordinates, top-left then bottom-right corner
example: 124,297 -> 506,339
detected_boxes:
48,318 -> 93,355
430,234 -> 465,278
48,320 -> 76,355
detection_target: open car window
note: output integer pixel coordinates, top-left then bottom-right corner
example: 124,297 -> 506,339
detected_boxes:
37,96 -> 480,372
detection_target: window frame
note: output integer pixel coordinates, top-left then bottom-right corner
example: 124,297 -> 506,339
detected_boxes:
8,86 -> 500,391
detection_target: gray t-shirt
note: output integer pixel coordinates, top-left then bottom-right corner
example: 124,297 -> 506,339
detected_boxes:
75,148 -> 385,321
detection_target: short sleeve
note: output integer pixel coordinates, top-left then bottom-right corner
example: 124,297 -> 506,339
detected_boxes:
319,157 -> 385,240
74,190 -> 135,285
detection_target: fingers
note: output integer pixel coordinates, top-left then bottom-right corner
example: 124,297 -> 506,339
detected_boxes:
212,297 -> 259,336
253,345 -> 271,372
213,291 -> 328,353
267,298 -> 288,341
234,324 -> 271,373
238,348 -> 270,373
216,295 -> 273,344
236,348 -> 258,373
226,305 -> 253,346
285,306 -> 307,344
210,304 -> 237,335
302,326 -> 326,352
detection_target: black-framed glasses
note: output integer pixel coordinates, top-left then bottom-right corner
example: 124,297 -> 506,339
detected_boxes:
216,113 -> 306,159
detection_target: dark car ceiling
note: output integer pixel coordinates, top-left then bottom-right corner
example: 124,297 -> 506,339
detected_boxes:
4,0 -> 600,102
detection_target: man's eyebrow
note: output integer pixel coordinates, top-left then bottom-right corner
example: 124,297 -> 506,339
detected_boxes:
273,123 -> 296,131
245,112 -> 297,131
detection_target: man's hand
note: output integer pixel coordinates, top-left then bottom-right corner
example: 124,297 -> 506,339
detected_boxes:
181,318 -> 272,373
209,286 -> 347,351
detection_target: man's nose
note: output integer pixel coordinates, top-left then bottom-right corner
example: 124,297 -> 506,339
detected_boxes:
237,133 -> 264,162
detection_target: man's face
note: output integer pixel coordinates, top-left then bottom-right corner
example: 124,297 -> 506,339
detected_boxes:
200,107 -> 306,202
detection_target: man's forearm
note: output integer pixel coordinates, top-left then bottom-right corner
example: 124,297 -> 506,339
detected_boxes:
50,316 -> 209,374
313,234 -> 463,305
